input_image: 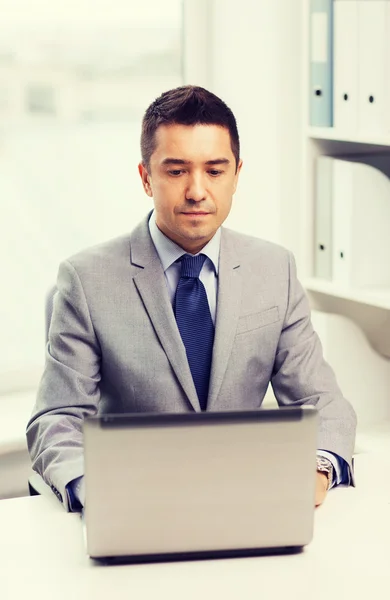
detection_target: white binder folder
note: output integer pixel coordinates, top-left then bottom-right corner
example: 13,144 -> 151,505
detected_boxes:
332,159 -> 353,285
314,156 -> 333,280
358,1 -> 387,134
332,159 -> 390,288
333,0 -> 359,132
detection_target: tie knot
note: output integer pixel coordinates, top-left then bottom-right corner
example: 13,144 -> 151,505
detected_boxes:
180,254 -> 207,278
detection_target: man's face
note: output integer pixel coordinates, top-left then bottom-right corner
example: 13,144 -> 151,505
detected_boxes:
138,124 -> 242,254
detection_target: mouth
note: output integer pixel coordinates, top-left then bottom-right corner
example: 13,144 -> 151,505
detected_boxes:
181,212 -> 210,216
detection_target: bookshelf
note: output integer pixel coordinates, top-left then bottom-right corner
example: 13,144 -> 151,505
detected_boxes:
308,126 -> 390,155
301,0 -> 390,361
308,126 -> 390,148
304,277 -> 390,311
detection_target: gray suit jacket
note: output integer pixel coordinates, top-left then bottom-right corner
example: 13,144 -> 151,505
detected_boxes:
27,214 -> 356,510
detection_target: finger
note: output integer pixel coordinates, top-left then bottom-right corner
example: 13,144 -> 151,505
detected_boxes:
315,473 -> 328,506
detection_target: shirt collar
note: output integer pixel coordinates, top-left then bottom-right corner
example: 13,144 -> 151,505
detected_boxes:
148,211 -> 220,274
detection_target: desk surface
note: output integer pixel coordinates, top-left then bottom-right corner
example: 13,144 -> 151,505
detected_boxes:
1,446 -> 390,600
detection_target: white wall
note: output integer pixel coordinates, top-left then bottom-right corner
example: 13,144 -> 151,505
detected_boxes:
182,0 -> 213,89
185,0 -> 304,261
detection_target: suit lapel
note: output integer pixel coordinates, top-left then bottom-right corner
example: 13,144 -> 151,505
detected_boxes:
130,216 -> 200,412
207,229 -> 242,408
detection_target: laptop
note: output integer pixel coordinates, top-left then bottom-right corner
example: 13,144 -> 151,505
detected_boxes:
83,406 -> 318,563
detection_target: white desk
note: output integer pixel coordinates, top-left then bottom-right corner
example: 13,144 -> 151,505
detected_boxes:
1,439 -> 390,600
0,391 -> 36,499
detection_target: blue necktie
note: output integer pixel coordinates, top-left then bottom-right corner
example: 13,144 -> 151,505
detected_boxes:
174,254 -> 215,411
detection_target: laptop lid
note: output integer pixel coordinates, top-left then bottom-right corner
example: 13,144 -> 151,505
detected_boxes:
83,407 -> 318,561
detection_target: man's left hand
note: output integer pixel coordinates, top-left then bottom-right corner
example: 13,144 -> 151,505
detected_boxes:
315,472 -> 328,507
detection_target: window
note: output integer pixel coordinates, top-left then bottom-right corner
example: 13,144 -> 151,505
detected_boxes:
26,84 -> 56,114
0,0 -> 183,384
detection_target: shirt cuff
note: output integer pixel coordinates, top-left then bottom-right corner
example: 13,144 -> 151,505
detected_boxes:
66,476 -> 85,511
317,450 -> 349,489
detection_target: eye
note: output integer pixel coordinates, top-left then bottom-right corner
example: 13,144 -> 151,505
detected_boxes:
168,169 -> 184,176
208,170 -> 223,177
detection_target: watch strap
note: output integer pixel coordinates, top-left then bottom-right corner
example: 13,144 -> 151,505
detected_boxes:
316,455 -> 334,490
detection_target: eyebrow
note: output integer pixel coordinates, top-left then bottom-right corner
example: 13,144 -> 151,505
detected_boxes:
161,158 -> 231,166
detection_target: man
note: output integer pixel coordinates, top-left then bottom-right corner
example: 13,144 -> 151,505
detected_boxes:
26,85 -> 356,512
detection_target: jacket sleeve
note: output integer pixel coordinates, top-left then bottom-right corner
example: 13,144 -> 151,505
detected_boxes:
26,259 -> 101,511
271,251 -> 357,482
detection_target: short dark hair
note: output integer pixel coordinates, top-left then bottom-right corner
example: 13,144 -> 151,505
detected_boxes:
141,85 -> 240,173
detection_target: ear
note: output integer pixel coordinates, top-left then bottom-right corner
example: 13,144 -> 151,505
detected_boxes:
233,159 -> 243,194
138,163 -> 153,197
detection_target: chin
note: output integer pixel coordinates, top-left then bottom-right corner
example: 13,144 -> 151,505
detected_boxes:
181,227 -> 211,241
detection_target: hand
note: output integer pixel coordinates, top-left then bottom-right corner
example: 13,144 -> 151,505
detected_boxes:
315,472 -> 328,507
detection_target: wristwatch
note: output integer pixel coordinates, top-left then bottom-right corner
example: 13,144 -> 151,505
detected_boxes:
316,456 -> 334,491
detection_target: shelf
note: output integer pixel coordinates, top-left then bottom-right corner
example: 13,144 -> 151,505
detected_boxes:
308,127 -> 390,147
304,278 -> 390,310
307,128 -> 390,155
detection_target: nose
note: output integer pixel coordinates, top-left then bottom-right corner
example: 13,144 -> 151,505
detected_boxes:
185,173 -> 207,202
